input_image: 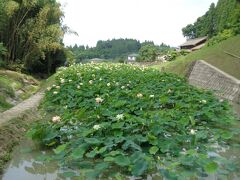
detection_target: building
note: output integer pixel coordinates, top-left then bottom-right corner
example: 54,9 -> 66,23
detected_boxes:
180,36 -> 207,51
127,53 -> 139,62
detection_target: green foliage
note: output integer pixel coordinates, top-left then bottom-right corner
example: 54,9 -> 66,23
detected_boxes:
28,63 -> 238,179
182,0 -> 240,39
138,44 -> 158,61
69,39 -> 141,61
207,29 -> 235,46
164,50 -> 190,61
0,42 -> 7,67
0,0 -> 65,75
64,49 -> 76,66
0,69 -> 39,112
69,40 -> 172,62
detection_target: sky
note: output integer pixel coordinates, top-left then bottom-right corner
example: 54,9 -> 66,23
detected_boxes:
58,0 -> 218,47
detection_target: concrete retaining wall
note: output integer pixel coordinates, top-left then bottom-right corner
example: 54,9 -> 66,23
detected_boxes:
188,60 -> 240,102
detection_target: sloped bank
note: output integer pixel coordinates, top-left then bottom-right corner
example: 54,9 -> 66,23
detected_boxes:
0,70 -> 40,113
0,109 -> 40,173
0,70 -> 55,174
188,60 -> 240,116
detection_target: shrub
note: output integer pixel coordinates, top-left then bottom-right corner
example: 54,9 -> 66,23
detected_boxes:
28,63 -> 238,179
207,29 -> 235,46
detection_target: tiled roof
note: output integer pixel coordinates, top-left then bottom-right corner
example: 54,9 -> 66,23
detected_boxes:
180,36 -> 207,47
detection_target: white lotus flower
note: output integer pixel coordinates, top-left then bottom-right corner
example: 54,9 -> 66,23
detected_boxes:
93,124 -> 101,130
69,79 -> 72,82
77,85 -> 80,89
200,100 -> 207,104
60,79 -> 65,84
89,80 -> 93,84
95,97 -> 104,104
52,116 -> 61,123
56,86 -> 60,89
53,91 -> 58,94
116,114 -> 124,120
190,129 -> 196,135
107,83 -> 111,87
150,95 -> 155,98
121,86 -> 125,89
137,93 -> 143,98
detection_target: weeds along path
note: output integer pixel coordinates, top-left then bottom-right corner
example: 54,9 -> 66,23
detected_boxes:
0,92 -> 44,126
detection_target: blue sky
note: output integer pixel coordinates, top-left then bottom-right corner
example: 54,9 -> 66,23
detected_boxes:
58,0 -> 218,47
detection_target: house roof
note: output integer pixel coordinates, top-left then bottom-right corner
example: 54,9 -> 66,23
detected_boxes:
180,36 -> 207,47
191,43 -> 206,51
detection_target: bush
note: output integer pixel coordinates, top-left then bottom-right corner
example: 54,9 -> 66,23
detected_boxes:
207,29 -> 235,46
28,63 -> 238,179
117,58 -> 125,63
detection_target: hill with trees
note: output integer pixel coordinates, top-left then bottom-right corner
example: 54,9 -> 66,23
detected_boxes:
69,39 -> 141,61
182,0 -> 240,39
69,39 -> 172,62
153,0 -> 240,79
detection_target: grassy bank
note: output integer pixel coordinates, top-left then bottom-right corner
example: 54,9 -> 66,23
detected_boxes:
151,36 -> 240,79
0,109 -> 40,173
0,70 -> 39,112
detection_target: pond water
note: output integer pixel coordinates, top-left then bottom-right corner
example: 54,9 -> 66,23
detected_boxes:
0,140 -> 69,180
1,104 -> 240,180
1,136 -> 240,180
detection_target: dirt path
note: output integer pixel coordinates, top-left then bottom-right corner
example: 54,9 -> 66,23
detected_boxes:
0,92 -> 44,126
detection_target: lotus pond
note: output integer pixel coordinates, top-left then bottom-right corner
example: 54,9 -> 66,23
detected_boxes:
18,63 -> 240,179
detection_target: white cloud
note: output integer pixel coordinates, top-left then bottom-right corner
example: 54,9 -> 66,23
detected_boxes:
58,0 -> 218,47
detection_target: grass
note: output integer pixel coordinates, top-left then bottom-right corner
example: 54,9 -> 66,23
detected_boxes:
39,74 -> 56,92
151,36 -> 240,79
0,70 -> 40,112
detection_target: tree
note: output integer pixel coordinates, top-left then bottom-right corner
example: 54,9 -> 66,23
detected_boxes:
0,42 -> 7,62
69,39 -> 141,60
182,0 -> 240,39
0,0 -> 65,75
138,44 -> 158,62
182,24 -> 196,39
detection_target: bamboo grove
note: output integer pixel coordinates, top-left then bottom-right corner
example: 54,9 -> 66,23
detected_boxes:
0,0 -> 66,75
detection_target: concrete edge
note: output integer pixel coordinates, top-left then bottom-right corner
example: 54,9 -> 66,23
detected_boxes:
197,60 -> 240,84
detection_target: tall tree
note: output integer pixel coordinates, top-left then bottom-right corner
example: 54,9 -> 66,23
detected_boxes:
0,0 -> 65,75
138,44 -> 158,62
182,0 -> 240,39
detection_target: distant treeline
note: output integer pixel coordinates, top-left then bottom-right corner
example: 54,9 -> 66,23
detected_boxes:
182,0 -> 240,39
68,39 -> 172,61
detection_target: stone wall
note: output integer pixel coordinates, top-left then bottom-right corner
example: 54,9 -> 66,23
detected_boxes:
188,60 -> 240,102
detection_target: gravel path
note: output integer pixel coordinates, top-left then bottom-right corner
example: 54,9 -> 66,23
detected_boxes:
0,92 -> 44,126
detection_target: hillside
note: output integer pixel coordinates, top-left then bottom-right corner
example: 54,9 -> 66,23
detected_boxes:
0,70 -> 39,112
152,36 -> 240,79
